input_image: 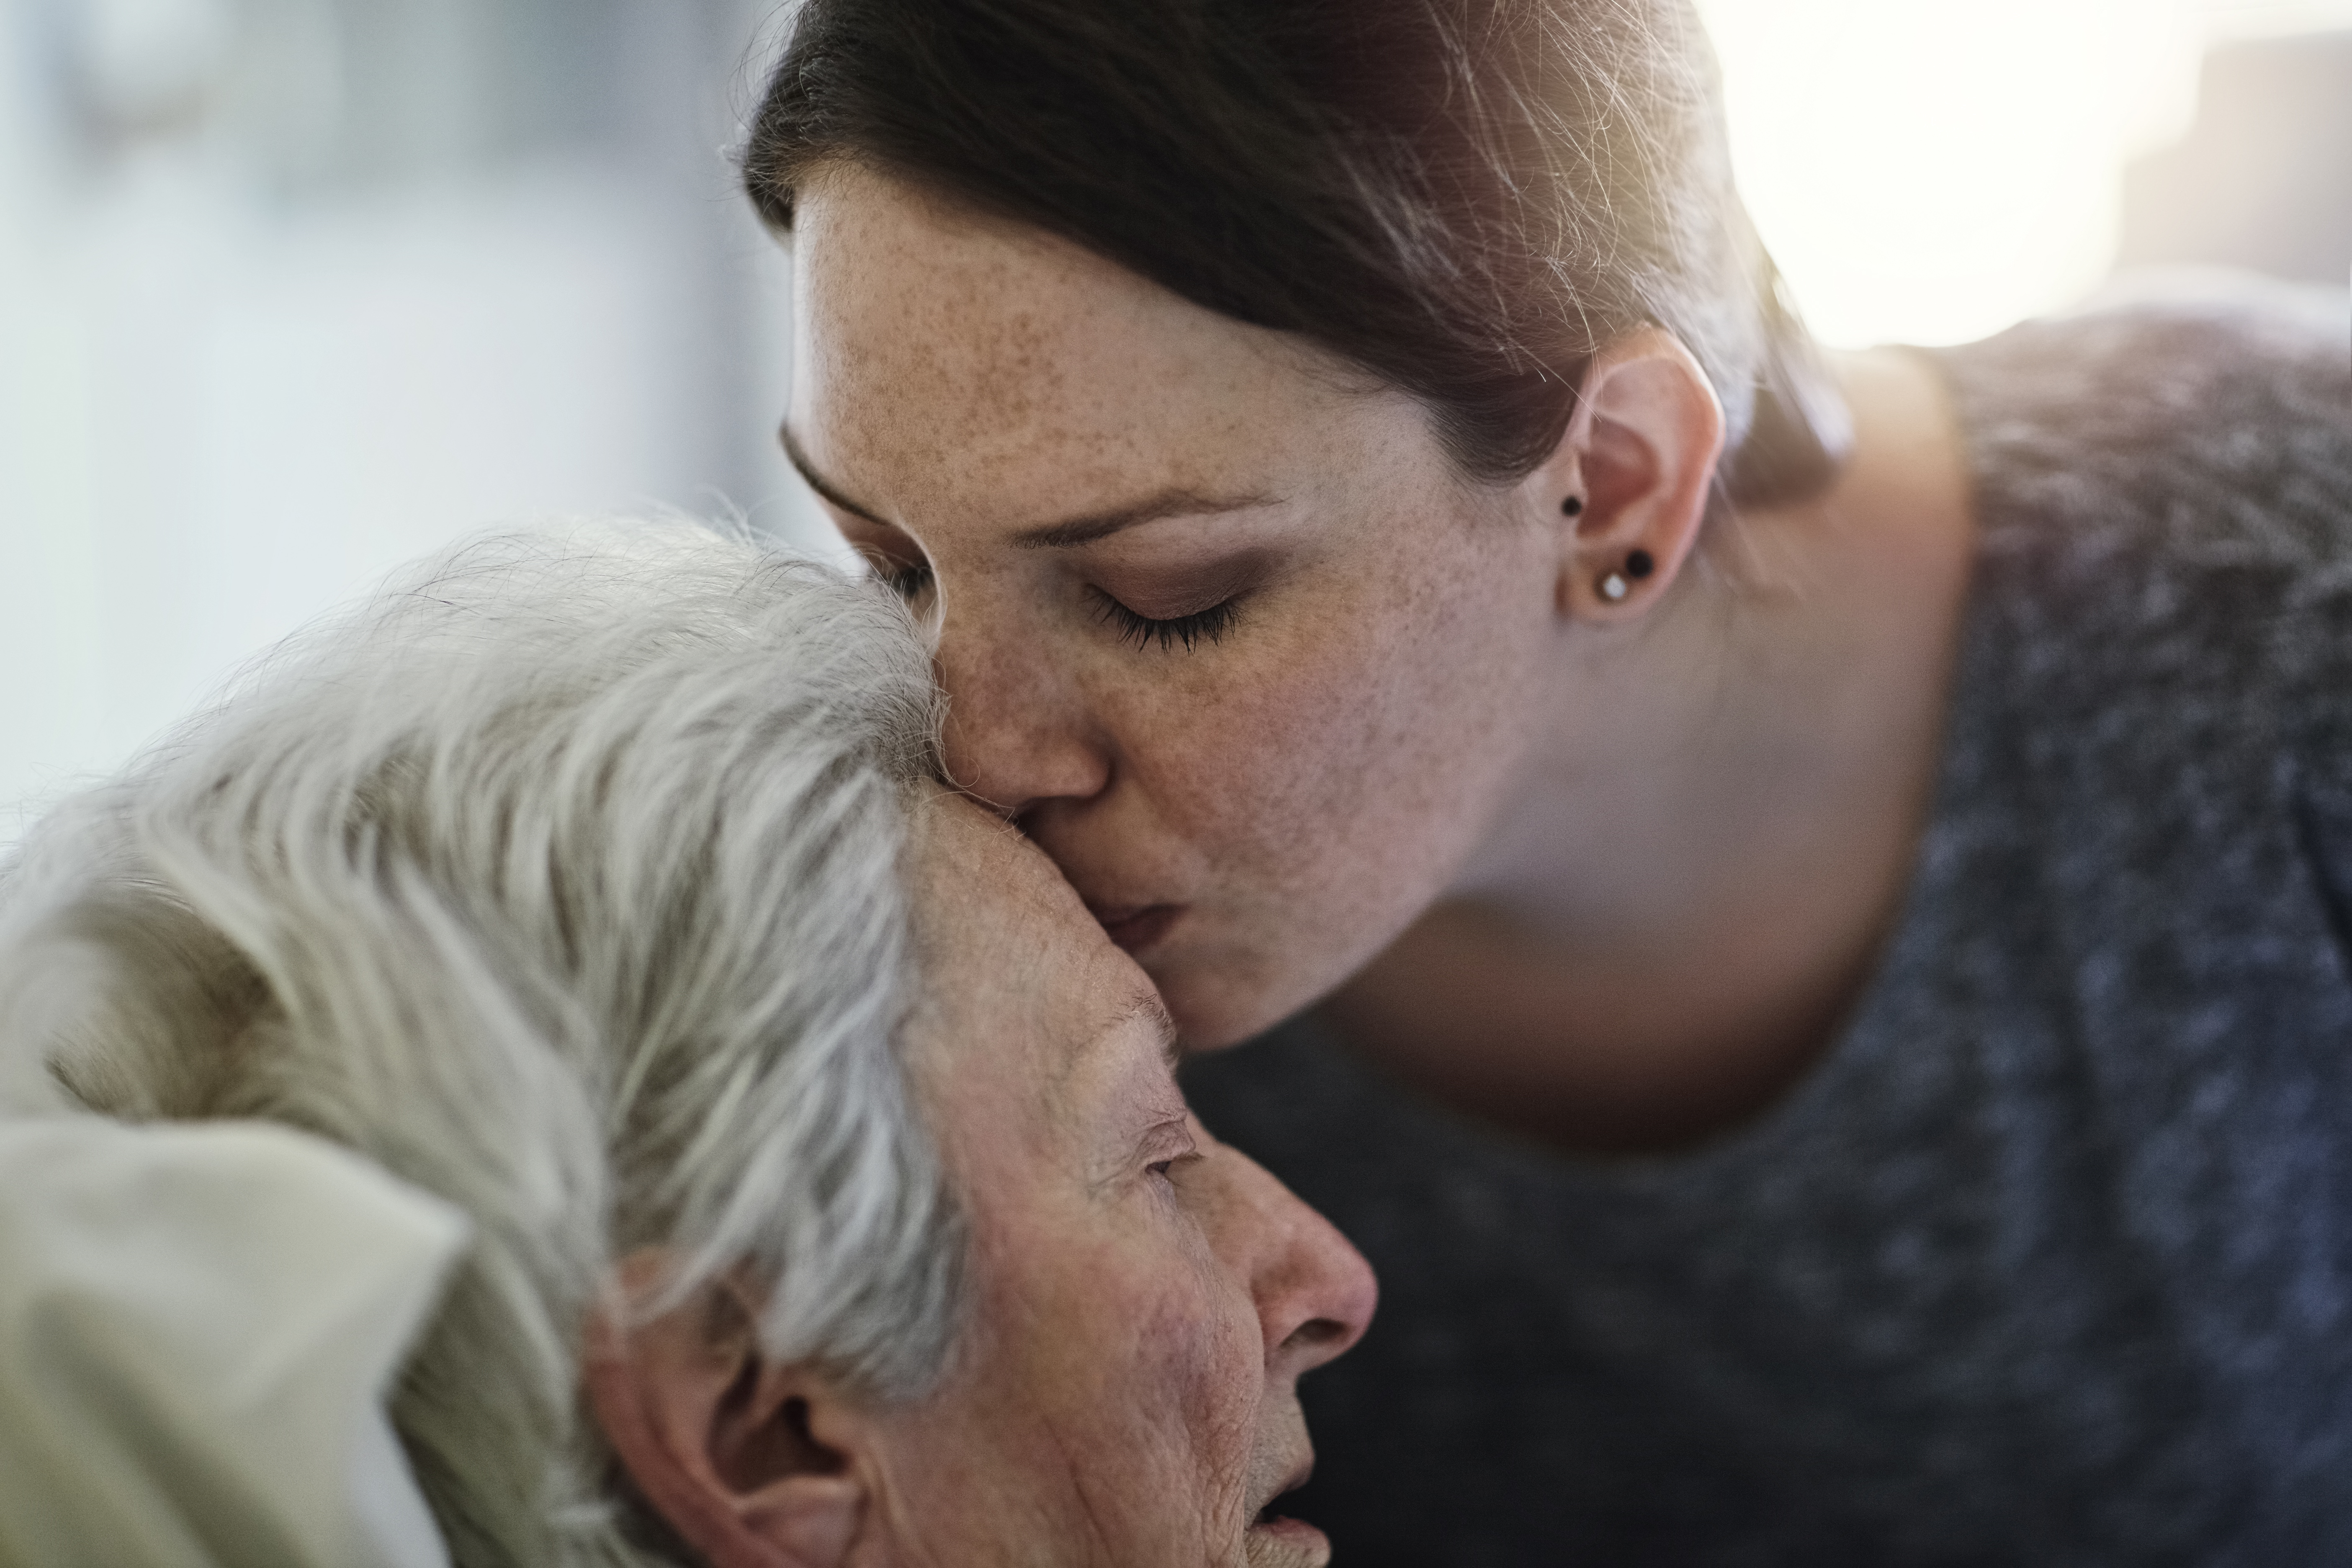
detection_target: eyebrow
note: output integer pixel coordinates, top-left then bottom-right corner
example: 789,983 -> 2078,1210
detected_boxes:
1063,989 -> 1181,1100
1109,988 -> 1184,1075
1151,998 -> 1183,1075
1009,488 -> 1280,550
778,422 -> 1279,549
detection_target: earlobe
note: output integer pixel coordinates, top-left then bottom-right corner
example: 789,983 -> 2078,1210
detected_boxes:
584,1256 -> 874,1568
1537,327 -> 1727,622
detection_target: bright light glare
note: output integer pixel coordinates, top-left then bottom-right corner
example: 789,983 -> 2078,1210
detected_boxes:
1696,0 -> 2210,346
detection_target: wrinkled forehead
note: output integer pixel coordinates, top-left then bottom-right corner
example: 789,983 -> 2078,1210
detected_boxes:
900,797 -> 1173,1120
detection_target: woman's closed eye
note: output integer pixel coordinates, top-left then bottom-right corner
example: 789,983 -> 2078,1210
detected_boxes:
844,533 -> 931,601
872,565 -> 1237,653
880,558 -> 935,600
1141,1118 -> 1206,1185
1089,587 -> 1242,654
1148,1149 -> 1206,1181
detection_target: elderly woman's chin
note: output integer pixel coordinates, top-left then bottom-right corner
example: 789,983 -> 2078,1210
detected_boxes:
589,793 -> 1374,1568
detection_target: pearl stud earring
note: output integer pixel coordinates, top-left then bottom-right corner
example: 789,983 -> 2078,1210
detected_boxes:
1599,549 -> 1655,605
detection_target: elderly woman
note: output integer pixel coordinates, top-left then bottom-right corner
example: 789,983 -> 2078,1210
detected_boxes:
741,0 -> 2352,1561
0,521 -> 1373,1568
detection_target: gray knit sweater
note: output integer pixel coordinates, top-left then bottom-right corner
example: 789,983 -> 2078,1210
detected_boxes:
1184,282 -> 2352,1566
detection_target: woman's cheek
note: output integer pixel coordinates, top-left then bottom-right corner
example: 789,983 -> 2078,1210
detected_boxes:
1253,615 -> 1443,840
1137,633 -> 1381,857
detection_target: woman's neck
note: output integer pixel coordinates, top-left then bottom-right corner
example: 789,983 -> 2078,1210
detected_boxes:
1322,347 -> 1976,1156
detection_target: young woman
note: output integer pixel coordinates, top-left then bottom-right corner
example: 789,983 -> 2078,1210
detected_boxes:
742,0 -> 2352,1560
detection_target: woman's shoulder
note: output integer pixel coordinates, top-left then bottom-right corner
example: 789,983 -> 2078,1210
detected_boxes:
1929,270 -> 2350,572
1932,268 -> 2348,438
1918,273 -> 2352,918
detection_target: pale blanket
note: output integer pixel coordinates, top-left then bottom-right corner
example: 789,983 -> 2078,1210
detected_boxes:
0,1117 -> 466,1568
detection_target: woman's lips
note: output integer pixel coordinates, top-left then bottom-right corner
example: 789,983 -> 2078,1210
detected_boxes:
1244,1514 -> 1330,1567
1089,903 -> 1182,953
1245,1461 -> 1325,1565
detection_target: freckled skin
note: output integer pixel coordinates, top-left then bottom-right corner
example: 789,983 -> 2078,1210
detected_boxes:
790,165 -> 1566,1047
863,798 -> 1375,1567
785,158 -> 1979,1152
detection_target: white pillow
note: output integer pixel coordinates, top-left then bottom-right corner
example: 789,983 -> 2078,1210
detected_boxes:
0,1116 -> 467,1568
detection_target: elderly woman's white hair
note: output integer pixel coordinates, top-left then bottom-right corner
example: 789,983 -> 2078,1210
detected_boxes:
0,519 -> 962,1566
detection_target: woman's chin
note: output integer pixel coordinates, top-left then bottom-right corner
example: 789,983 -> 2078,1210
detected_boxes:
1150,935 -> 1356,1054
1149,959 -> 1276,1053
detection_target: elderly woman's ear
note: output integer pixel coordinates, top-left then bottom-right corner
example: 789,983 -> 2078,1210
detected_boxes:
584,1253 -> 876,1568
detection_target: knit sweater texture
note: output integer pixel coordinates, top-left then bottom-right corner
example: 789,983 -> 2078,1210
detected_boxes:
1184,281 -> 2352,1566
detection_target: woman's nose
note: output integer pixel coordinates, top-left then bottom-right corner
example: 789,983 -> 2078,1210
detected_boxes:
932,614 -> 1110,816
1217,1144 -> 1378,1381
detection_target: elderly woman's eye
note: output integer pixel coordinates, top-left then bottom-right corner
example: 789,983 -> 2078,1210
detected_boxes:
1148,1149 -> 1204,1182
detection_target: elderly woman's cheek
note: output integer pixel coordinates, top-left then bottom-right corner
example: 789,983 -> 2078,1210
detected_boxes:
1149,1289 -> 1269,1545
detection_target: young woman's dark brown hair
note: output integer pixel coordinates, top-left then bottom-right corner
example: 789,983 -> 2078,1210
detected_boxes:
745,0 -> 1847,501
740,1 -> 2352,1560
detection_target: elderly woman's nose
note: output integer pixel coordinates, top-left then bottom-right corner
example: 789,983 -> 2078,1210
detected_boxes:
932,618 -> 1109,816
1221,1148 -> 1378,1378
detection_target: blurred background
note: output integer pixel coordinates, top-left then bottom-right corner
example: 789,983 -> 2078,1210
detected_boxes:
1,0 -> 2349,843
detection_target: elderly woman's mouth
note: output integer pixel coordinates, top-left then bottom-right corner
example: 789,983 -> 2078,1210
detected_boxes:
1245,1462 -> 1329,1565
1245,1512 -> 1331,1568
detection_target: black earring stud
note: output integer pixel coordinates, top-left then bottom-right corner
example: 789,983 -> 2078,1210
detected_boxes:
1561,496 -> 1585,518
1599,548 -> 1655,606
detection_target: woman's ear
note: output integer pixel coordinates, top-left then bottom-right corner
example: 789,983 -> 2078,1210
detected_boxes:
584,1253 -> 876,1568
1528,327 -> 1727,622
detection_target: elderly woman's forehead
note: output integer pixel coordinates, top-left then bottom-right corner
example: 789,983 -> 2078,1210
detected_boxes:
909,796 -> 1073,919
908,799 -> 1097,1006
906,799 -> 1173,1094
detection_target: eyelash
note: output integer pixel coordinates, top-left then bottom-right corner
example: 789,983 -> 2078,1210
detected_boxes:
871,559 -> 1240,656
880,560 -> 933,600
1089,589 -> 1241,654
1148,1151 -> 1204,1182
